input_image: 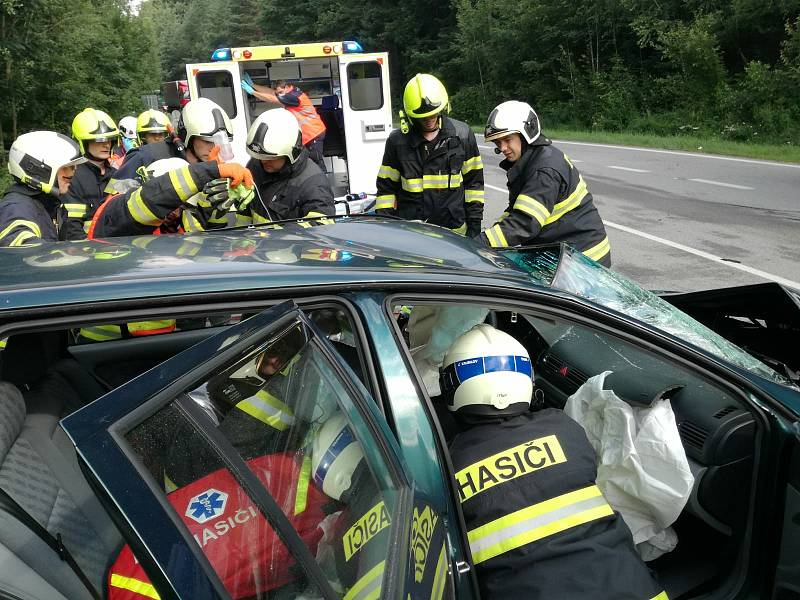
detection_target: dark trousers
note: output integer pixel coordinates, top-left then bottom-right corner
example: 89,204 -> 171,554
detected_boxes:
306,133 -> 326,172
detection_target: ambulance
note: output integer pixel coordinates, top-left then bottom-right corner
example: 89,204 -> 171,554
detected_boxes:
185,41 -> 392,208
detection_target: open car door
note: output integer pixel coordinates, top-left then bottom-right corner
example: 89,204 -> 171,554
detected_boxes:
61,301 -> 450,600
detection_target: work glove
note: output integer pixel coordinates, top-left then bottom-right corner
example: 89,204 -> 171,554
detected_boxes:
466,222 -> 481,238
218,162 -> 254,189
196,178 -> 231,210
228,182 -> 256,211
241,72 -> 256,95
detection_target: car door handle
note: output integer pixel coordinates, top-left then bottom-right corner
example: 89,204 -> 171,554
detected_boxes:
364,124 -> 385,132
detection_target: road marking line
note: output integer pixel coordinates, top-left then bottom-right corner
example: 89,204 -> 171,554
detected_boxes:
478,144 -> 493,149
604,220 -> 800,289
482,182 -> 799,288
689,178 -> 754,191
608,165 -> 650,173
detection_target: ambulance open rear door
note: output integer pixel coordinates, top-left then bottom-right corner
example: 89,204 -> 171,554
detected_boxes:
338,52 -> 392,195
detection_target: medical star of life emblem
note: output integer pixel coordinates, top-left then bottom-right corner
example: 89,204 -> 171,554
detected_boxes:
186,489 -> 228,524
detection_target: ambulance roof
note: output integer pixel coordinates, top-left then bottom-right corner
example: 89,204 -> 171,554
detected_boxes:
211,41 -> 363,62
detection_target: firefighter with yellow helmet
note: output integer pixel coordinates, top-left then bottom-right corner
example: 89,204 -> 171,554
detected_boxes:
375,73 -> 484,237
136,109 -> 172,146
0,131 -> 85,246
480,100 -> 611,265
58,108 -> 119,240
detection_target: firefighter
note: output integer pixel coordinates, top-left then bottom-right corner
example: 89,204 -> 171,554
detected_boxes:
234,108 -> 334,226
89,156 -> 251,238
480,100 -> 612,266
110,98 -> 231,189
442,324 -> 667,599
59,108 -> 119,240
375,73 -> 484,237
110,116 -> 139,168
136,108 -> 171,146
241,74 -> 327,171
0,131 -> 85,246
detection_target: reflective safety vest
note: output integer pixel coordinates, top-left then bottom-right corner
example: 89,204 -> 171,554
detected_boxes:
77,320 -> 177,342
284,90 -> 326,145
449,409 -> 667,599
108,452 -> 328,600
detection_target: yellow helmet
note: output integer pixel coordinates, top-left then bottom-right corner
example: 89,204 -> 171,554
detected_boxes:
136,109 -> 171,144
402,74 -> 449,119
71,108 -> 119,155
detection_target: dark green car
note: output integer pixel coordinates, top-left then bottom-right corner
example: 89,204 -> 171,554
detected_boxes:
0,218 -> 798,600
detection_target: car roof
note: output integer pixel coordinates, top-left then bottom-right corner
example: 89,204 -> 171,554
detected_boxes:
0,219 -> 541,310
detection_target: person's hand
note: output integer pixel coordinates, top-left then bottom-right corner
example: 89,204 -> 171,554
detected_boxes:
241,78 -> 255,95
229,183 -> 255,211
218,162 -> 254,189
243,72 -> 255,88
197,178 -> 230,209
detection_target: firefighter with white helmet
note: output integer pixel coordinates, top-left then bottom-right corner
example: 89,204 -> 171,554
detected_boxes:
233,107 -> 334,226
480,100 -> 612,266
0,131 -> 85,246
375,73 -> 484,237
444,324 -> 665,598
59,108 -> 120,240
110,116 -> 139,169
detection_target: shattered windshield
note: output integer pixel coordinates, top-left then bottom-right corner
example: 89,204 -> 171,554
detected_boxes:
505,245 -> 791,386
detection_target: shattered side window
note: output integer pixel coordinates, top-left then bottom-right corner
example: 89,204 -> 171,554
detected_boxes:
547,247 -> 790,386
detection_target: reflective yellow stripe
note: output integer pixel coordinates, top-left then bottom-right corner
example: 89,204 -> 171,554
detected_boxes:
304,211 -> 326,218
168,165 -> 199,200
400,173 -> 464,193
294,455 -> 312,516
236,390 -> 295,431
181,209 -> 204,233
64,203 -> 87,218
650,593 -> 669,600
545,176 -> 588,224
375,194 -> 396,209
583,236 -> 611,261
450,223 -> 467,236
297,220 -> 312,228
465,189 -> 484,203
344,560 -> 384,600
9,230 -> 39,247
0,338 -> 6,350
401,177 -> 423,193
378,165 -> 400,182
235,213 -> 254,226
127,320 -> 176,335
514,194 -> 550,226
79,324 -> 123,341
484,224 -> 508,248
127,188 -> 160,226
468,485 -> 613,564
461,155 -> 483,174
176,241 -> 202,256
0,219 -> 41,243
164,473 -> 178,493
132,237 -> 158,249
109,573 -> 160,599
431,543 -> 447,600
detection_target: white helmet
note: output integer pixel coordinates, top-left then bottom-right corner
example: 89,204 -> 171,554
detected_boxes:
118,116 -> 138,139
182,98 -> 232,150
484,100 -> 541,144
246,108 -> 302,164
8,131 -> 86,196
145,157 -> 189,180
311,412 -> 365,502
440,324 -> 533,417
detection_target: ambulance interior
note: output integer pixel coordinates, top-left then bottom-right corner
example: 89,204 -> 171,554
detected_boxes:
235,57 -> 379,197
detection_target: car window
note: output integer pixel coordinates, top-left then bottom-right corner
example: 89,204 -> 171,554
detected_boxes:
122,319 -> 397,599
196,70 -> 237,118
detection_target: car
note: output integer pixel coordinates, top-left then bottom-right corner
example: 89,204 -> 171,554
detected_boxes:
0,217 -> 798,600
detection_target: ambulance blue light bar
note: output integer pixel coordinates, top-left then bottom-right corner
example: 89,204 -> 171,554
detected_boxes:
211,48 -> 232,61
343,41 -> 363,53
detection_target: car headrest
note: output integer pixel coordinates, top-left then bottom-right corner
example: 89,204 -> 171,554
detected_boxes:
0,332 -> 62,388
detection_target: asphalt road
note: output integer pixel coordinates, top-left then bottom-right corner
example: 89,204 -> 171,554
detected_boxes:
476,135 -> 800,292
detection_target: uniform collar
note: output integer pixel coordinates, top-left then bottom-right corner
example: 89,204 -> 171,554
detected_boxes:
408,116 -> 455,148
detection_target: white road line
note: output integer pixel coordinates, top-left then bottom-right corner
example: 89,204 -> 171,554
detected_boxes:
604,220 -> 800,289
689,178 -> 754,191
608,165 -> 650,173
478,144 -> 493,149
483,183 -> 799,288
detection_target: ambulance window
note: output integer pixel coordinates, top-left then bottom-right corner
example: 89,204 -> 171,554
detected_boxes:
196,71 -> 237,118
346,62 -> 383,110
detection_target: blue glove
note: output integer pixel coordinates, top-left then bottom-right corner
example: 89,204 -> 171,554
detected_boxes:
241,79 -> 255,95
243,72 -> 255,87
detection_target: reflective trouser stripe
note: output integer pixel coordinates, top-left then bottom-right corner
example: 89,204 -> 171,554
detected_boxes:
514,194 -> 550,226
127,188 -> 160,226
583,236 -> 611,262
235,390 -> 295,431
465,189 -> 485,203
109,573 -> 161,599
79,324 -> 123,341
378,165 -> 400,182
344,560 -> 384,600
375,194 -> 396,210
8,230 -> 38,246
462,155 -> 483,174
467,485 -> 613,564
483,224 -> 508,248
650,592 -> 670,600
0,219 -> 41,246
545,176 -> 588,224
431,543 -> 448,600
294,455 -> 312,516
63,202 -> 87,218
169,165 -> 199,200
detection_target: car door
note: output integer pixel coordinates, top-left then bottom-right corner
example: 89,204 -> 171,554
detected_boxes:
61,300 -> 449,600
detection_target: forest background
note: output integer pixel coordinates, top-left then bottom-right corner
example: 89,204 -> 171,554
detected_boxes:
2,0 -> 800,158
